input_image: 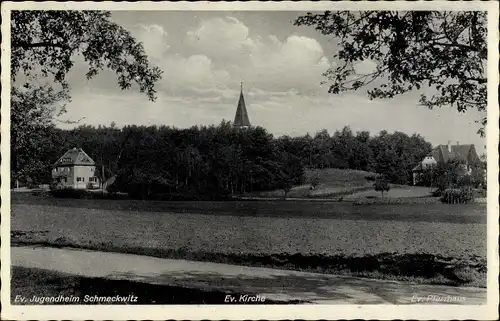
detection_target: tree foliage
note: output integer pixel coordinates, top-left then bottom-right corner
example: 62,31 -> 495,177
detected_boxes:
10,10 -> 164,187
11,10 -> 163,101
294,11 -> 487,135
13,122 -> 434,195
374,176 -> 390,198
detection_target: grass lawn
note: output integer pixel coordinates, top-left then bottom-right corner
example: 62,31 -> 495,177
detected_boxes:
247,168 -> 377,198
344,186 -> 434,200
11,194 -> 487,287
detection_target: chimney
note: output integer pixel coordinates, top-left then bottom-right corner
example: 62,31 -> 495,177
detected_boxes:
447,140 -> 452,152
456,141 -> 459,146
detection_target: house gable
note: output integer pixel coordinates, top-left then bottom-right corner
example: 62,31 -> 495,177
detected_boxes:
413,143 -> 479,173
54,148 -> 96,167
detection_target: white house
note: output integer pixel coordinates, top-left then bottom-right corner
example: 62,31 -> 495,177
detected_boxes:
52,148 -> 100,189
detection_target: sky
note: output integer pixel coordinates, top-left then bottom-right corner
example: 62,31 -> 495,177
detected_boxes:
58,11 -> 485,152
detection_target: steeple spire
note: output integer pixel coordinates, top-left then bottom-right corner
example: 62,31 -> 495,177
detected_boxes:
233,82 -> 251,128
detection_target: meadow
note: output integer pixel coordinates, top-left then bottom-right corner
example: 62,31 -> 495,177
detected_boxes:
245,168 -> 434,199
11,193 -> 487,286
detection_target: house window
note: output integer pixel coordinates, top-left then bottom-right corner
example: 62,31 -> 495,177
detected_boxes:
77,177 -> 84,182
64,178 -> 67,183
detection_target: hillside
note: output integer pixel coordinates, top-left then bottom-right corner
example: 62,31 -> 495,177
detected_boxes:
247,168 -> 378,198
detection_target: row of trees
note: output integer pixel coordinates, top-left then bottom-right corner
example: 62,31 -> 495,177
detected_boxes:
277,127 -> 432,184
12,120 -> 435,198
10,11 -> 486,200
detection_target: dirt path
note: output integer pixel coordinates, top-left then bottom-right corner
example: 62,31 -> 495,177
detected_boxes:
11,246 -> 486,304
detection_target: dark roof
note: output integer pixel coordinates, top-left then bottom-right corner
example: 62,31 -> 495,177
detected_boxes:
412,144 -> 478,172
54,148 -> 95,166
431,144 -> 475,163
233,88 -> 251,128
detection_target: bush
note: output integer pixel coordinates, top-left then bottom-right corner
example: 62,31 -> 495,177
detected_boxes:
26,178 -> 37,189
365,175 -> 376,181
86,182 -> 97,190
440,188 -> 474,204
473,188 -> 486,198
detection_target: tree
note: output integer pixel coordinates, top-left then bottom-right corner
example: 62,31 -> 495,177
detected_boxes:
11,85 -> 67,186
12,11 -> 163,102
276,171 -> 293,199
433,159 -> 469,191
11,11 -> 163,185
374,176 -> 391,199
294,11 -> 487,136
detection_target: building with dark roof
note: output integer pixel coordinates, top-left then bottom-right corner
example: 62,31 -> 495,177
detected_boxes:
51,148 -> 100,189
412,141 -> 481,185
233,82 -> 251,129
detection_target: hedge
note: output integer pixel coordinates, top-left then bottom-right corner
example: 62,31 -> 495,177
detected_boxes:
440,188 -> 474,204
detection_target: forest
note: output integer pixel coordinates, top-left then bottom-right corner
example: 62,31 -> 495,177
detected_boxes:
12,120 -> 434,199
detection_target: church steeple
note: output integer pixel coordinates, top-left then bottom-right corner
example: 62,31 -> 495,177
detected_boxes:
233,82 -> 251,128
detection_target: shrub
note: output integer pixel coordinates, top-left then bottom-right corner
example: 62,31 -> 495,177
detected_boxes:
365,176 -> 376,181
440,188 -> 474,204
473,188 -> 487,198
26,178 -> 37,189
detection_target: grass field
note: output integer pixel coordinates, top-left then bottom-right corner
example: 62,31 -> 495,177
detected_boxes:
11,193 -> 487,286
11,192 -> 486,224
247,168 -> 377,198
344,186 -> 434,200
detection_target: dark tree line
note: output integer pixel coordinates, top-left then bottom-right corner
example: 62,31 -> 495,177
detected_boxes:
275,127 -> 431,184
12,121 -> 433,198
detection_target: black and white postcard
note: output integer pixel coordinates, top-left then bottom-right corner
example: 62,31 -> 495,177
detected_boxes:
1,1 -> 499,320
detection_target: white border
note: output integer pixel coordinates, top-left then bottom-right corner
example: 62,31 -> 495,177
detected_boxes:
1,1 -> 499,320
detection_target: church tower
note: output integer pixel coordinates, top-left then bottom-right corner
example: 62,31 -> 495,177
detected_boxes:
233,82 -> 251,129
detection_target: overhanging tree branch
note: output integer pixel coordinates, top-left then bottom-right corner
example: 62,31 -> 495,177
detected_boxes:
294,10 -> 487,136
